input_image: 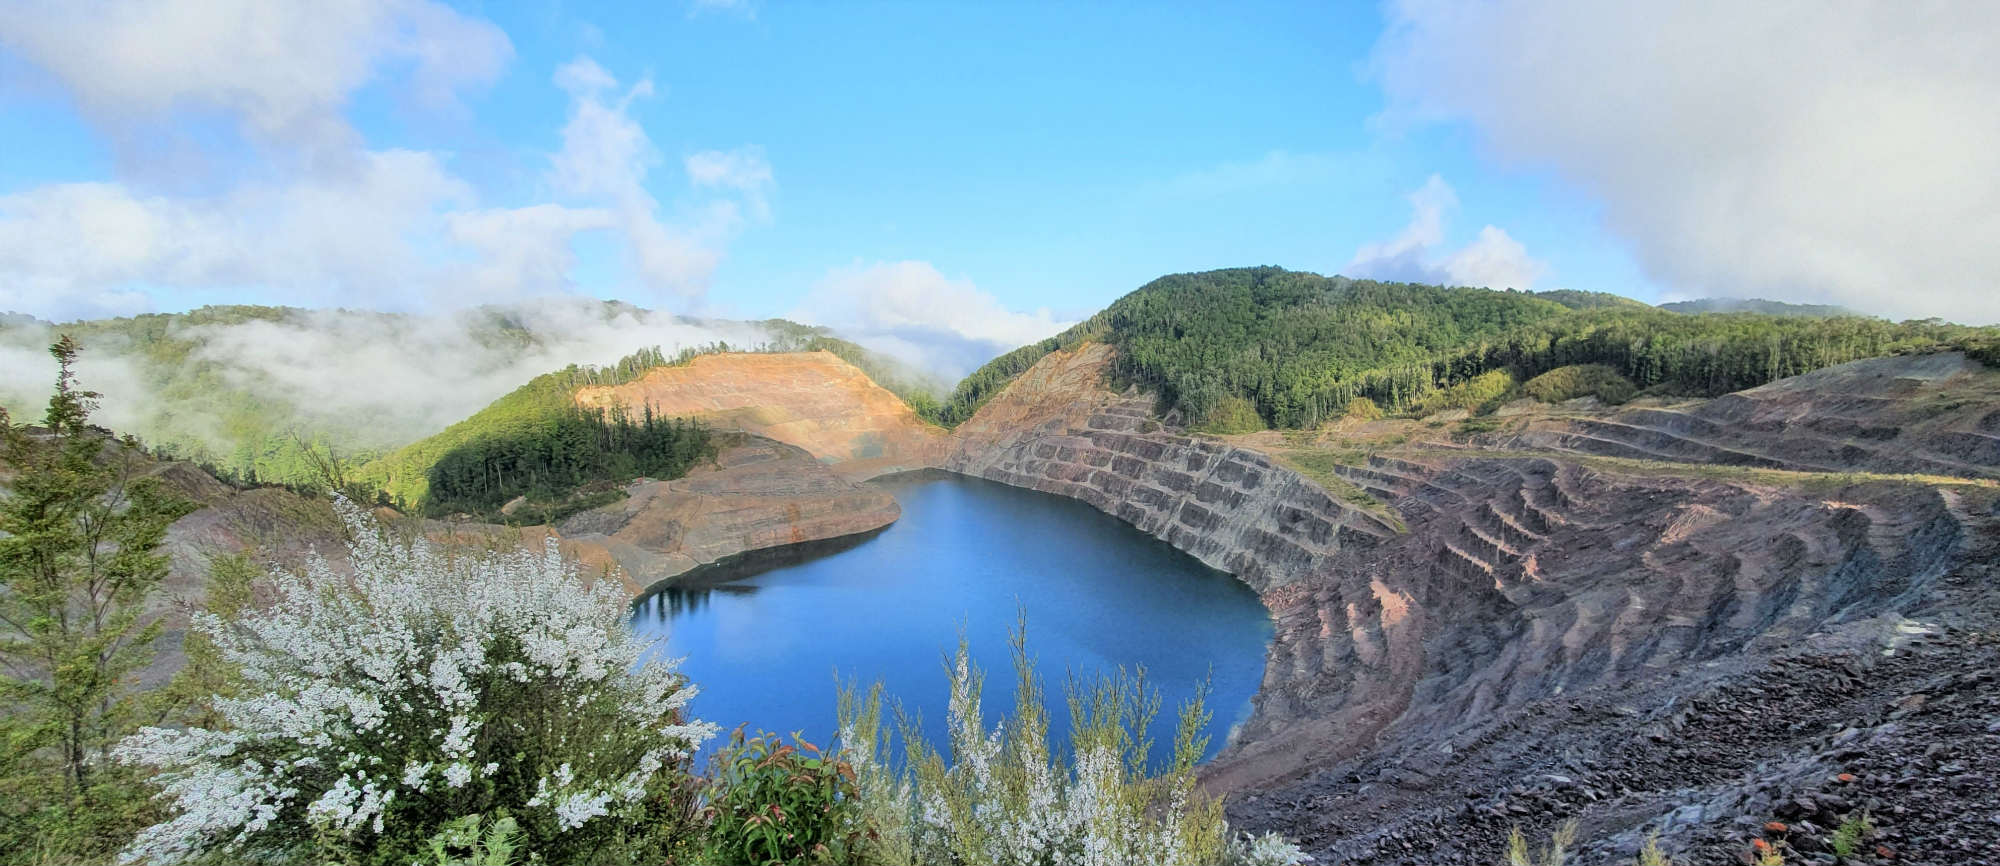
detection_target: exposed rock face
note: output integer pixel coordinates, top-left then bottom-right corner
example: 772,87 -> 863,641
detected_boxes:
575,351 -> 951,479
947,344 -> 2000,863
1507,351 -> 2000,479
537,433 -> 900,596
948,343 -> 1399,591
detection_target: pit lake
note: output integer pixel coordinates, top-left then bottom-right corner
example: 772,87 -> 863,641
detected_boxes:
630,470 -> 1275,767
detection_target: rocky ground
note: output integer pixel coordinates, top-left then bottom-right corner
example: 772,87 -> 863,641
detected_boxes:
946,346 -> 2000,864
548,432 -> 900,595
1227,555 -> 2000,865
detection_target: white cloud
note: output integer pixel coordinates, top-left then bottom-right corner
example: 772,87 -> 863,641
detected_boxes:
0,27 -> 772,317
1371,0 -> 2000,323
1346,174 -> 1546,290
0,151 -> 472,315
174,300 -> 777,438
0,0 -> 510,161
446,204 -> 616,298
0,299 -> 784,451
1442,226 -> 1544,294
792,261 -> 1074,380
686,147 -> 775,219
548,58 -> 766,298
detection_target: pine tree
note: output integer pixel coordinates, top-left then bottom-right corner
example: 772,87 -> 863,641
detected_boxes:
0,336 -> 194,799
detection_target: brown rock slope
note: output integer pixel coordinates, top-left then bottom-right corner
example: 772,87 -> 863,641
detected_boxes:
575,351 -> 951,479
950,345 -> 2000,864
534,433 -> 899,596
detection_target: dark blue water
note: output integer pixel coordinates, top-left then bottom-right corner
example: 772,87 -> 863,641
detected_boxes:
629,471 -> 1273,769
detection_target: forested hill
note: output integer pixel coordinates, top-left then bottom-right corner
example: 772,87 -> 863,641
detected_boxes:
0,304 -> 424,487
355,334 -> 945,516
944,267 -> 2000,432
0,304 -> 944,490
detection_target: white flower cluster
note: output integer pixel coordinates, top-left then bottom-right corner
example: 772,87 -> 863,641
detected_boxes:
115,498 -> 716,864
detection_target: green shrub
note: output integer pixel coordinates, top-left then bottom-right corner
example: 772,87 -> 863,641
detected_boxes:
425,814 -> 524,866
1342,397 -> 1383,421
1524,364 -> 1638,405
1408,369 -> 1517,417
1507,820 -> 1576,866
1830,812 -> 1872,859
1456,418 -> 1502,436
1197,395 -> 1267,434
700,730 -> 866,865
1962,336 -> 2000,368
834,625 -> 1308,865
1637,831 -> 1671,866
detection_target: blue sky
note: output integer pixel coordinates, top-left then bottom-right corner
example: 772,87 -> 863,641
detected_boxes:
2,0 -> 1995,367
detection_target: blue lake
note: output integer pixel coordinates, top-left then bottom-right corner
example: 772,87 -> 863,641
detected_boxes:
629,471 -> 1274,769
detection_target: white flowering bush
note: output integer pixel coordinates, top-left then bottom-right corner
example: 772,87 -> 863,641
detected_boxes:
114,499 -> 716,865
836,627 -> 1311,866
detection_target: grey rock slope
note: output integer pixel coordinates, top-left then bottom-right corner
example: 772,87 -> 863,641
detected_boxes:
949,344 -> 2000,864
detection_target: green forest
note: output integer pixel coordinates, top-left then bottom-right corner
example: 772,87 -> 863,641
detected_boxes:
942,267 -> 2000,431
424,406 -> 712,522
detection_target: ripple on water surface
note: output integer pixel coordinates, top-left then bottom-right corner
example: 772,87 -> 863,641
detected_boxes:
629,471 -> 1274,766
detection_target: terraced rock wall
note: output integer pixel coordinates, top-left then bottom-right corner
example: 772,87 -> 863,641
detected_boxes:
947,343 -> 1397,593
948,344 -> 2000,863
1506,352 -> 2000,479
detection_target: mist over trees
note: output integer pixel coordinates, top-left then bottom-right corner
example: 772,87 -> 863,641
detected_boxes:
0,338 -> 196,859
0,302 -> 948,490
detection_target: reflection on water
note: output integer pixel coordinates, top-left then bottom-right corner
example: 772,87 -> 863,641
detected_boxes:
640,583 -> 761,620
630,471 -> 1273,768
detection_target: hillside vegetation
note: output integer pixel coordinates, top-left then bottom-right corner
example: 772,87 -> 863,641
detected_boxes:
423,407 -> 712,522
0,305 -> 944,492
933,314 -> 1109,425
14,268 -> 1995,504
0,305 -> 422,486
356,345 -> 728,511
948,267 -> 2000,430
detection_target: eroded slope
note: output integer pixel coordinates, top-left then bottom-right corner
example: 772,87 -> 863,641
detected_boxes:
575,351 -> 951,479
